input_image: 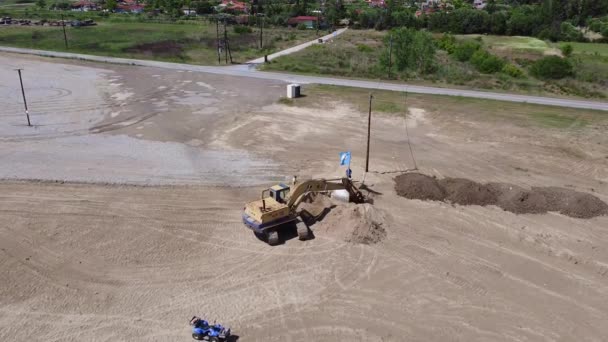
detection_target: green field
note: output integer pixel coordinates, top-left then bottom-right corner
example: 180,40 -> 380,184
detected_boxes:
263,31 -> 608,99
560,41 -> 608,57
459,35 -> 555,54
0,20 -> 318,64
262,30 -> 386,77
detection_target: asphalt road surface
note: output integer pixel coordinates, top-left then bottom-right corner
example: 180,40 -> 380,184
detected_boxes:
1,46 -> 607,111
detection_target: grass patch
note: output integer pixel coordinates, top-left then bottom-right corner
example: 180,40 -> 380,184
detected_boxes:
0,20 -> 317,64
277,97 -> 295,106
527,112 -> 587,128
262,30 -> 385,78
292,84 -> 605,130
559,42 -> 608,57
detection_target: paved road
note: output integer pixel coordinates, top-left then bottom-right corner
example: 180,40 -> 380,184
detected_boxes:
247,28 -> 348,64
1,46 -> 607,111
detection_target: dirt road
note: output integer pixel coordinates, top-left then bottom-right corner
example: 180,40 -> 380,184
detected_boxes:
1,53 -> 608,341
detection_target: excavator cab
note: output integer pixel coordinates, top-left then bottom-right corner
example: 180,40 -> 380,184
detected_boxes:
269,184 -> 290,204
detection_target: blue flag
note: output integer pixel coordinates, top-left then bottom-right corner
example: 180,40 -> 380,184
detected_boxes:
339,151 -> 351,166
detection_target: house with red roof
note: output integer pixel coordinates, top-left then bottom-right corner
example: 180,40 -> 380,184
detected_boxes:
366,0 -> 386,8
218,0 -> 249,14
71,0 -> 99,12
287,16 -> 318,29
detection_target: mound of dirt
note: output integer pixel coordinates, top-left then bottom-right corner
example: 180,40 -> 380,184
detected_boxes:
439,178 -> 497,206
488,183 -> 549,215
303,195 -> 386,244
394,173 -> 445,201
394,173 -> 608,219
535,187 -> 608,219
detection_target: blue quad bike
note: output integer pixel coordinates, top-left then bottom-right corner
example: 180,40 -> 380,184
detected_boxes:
190,316 -> 231,341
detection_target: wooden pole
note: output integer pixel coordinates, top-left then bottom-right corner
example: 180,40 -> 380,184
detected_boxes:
216,18 -> 221,64
388,34 -> 393,79
61,12 -> 68,49
365,94 -> 373,173
223,19 -> 228,64
16,69 -> 31,127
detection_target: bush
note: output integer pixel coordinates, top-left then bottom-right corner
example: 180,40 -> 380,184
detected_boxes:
357,44 -> 374,53
588,19 -> 605,33
560,22 -> 585,42
502,64 -> 524,78
561,44 -> 573,57
233,25 -> 252,34
436,33 -> 456,54
603,26 -> 608,39
470,50 -> 505,73
297,23 -> 307,30
453,41 -> 481,62
530,56 -> 574,79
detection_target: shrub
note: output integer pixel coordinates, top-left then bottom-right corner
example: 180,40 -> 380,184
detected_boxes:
603,26 -> 608,39
297,23 -> 307,30
233,25 -> 252,34
560,22 -> 585,42
502,63 -> 524,78
436,33 -> 456,54
31,31 -> 43,40
357,44 -> 374,53
470,50 -> 504,73
588,19 -> 604,33
561,44 -> 573,57
453,41 -> 481,62
530,56 -> 573,79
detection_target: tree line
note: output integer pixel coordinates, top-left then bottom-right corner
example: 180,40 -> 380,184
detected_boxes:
352,0 -> 608,42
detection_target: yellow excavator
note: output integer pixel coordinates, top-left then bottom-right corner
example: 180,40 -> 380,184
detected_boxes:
242,177 -> 365,245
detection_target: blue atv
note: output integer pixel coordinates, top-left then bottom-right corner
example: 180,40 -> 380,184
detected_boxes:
190,316 -> 231,341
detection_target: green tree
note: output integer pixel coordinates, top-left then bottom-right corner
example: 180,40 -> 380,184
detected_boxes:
507,5 -> 543,36
381,28 -> 436,75
530,56 -> 573,79
105,0 -> 117,11
194,1 -> 214,14
36,0 -> 46,9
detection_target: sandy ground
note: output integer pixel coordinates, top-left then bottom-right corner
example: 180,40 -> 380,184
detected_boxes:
1,53 -> 608,341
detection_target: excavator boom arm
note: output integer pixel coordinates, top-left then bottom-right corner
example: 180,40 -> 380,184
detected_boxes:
286,178 -> 364,209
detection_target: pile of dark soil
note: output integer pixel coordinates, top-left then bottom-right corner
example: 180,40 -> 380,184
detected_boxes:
395,173 -> 608,219
439,178 -> 497,206
394,173 -> 445,201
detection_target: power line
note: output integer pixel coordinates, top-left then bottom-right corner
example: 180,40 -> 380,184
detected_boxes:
402,91 -> 418,170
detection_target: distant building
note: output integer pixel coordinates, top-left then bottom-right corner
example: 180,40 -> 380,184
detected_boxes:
116,4 -> 144,13
287,16 -> 318,29
71,1 -> 99,12
366,0 -> 386,8
218,0 -> 249,14
473,0 -> 487,9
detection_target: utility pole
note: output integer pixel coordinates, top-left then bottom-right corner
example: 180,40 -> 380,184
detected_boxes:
316,2 -> 321,36
216,18 -> 221,64
15,69 -> 31,127
258,13 -> 264,50
388,34 -> 393,79
223,19 -> 228,64
60,12 -> 69,49
365,94 -> 373,173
